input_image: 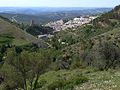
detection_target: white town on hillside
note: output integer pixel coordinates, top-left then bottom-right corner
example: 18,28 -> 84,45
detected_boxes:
45,16 -> 97,31
38,16 -> 97,39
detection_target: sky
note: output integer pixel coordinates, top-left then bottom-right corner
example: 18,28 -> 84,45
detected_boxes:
0,0 -> 119,7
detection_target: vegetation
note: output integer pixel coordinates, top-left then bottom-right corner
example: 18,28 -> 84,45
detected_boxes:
26,25 -> 54,36
48,5 -> 120,71
0,17 -> 37,46
1,5 -> 120,90
39,70 -> 88,90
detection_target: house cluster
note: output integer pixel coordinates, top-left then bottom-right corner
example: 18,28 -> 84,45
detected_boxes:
45,16 -> 97,31
38,16 -> 97,39
45,20 -> 64,31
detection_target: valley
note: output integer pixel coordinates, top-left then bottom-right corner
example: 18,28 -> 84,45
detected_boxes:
0,7 -> 111,24
0,3 -> 120,90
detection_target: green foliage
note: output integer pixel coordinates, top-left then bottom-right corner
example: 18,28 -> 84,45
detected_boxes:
48,5 -> 120,71
96,41 -> 120,70
0,48 -> 52,90
80,41 -> 120,70
70,54 -> 84,69
1,5 -> 120,90
47,79 -> 64,90
26,25 -> 54,36
0,35 -> 13,44
38,70 -> 88,90
92,5 -> 120,29
0,17 -> 37,46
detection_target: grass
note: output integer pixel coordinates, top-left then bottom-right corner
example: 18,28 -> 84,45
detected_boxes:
0,18 -> 36,46
0,37 -> 12,44
37,69 -> 88,90
35,69 -> 120,90
75,69 -> 120,90
0,35 -> 14,45
12,39 -> 31,46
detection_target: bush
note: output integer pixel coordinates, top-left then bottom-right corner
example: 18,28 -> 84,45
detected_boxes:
47,79 -> 64,90
63,76 -> 88,89
97,41 -> 120,70
47,75 -> 88,90
81,41 -> 120,70
70,55 -> 84,69
36,79 -> 47,88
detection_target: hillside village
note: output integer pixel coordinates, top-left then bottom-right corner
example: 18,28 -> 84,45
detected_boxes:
37,16 -> 97,39
45,16 -> 97,31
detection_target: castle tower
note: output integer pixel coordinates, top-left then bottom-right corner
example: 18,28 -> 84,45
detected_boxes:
30,20 -> 34,26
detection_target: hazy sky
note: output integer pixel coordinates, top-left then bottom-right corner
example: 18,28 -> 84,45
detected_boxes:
0,0 -> 119,7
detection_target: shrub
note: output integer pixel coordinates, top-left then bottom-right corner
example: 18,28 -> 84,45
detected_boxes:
63,76 -> 88,89
36,79 -> 47,88
47,79 -> 64,90
70,55 -> 84,69
81,41 -> 120,70
97,41 -> 120,70
47,75 -> 88,90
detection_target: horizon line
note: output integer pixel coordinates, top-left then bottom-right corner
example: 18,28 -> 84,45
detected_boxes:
0,6 -> 113,8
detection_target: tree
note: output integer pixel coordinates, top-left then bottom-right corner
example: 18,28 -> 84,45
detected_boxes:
1,48 -> 51,90
98,42 -> 120,70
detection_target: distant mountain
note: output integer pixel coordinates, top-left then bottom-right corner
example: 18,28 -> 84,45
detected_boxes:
0,7 -> 112,24
0,7 -> 112,14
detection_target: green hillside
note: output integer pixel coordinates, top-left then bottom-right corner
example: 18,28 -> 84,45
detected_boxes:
0,17 -> 37,46
40,5 -> 120,89
1,5 -> 120,90
36,69 -> 120,90
49,5 -> 120,70
51,5 -> 120,47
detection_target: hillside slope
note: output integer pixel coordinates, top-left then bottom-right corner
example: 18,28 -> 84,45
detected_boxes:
0,17 -> 37,45
51,5 -> 120,49
93,5 -> 120,28
37,69 -> 120,90
48,5 -> 120,71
